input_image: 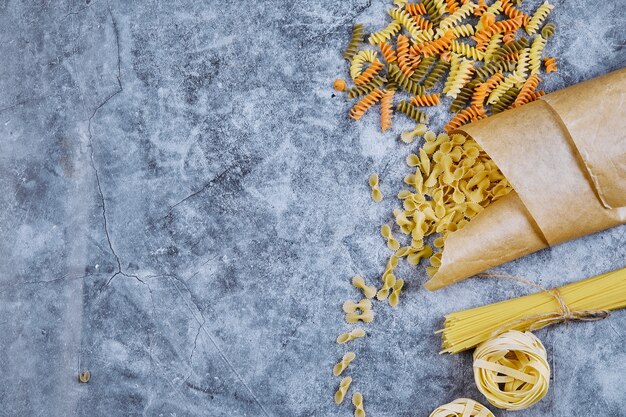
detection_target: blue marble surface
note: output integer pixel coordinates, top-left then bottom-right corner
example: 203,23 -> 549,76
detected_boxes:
0,0 -> 624,416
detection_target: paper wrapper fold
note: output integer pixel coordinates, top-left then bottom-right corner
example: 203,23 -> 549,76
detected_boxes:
425,68 -> 626,291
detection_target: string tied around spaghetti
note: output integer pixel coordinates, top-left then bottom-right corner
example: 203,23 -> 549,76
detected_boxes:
478,273 -> 611,338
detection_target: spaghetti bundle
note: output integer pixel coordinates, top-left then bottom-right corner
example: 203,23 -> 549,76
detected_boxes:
439,267 -> 626,354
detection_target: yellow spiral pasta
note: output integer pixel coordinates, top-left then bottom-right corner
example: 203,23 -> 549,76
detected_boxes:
443,55 -> 474,97
525,1 -> 554,35
448,23 -> 474,38
528,34 -> 546,75
350,50 -> 378,80
473,331 -> 550,410
483,33 -> 503,62
450,40 -> 485,60
368,20 -> 402,44
439,1 -> 476,30
487,73 -> 524,103
388,7 -> 422,38
429,398 -> 495,417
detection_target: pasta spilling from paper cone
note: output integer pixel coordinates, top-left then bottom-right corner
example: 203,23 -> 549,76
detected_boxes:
425,68 -> 626,290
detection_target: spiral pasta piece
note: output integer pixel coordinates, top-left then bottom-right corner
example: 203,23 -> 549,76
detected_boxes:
473,331 -> 550,410
397,100 -> 429,123
378,41 -> 397,63
543,56 -> 557,73
474,16 -> 523,44
492,86 -> 520,113
343,24 -> 365,60
368,20 -> 402,45
422,0 -> 444,24
334,377 -> 352,404
512,74 -> 540,107
336,328 -> 366,345
528,34 -> 546,75
380,88 -> 395,132
418,30 -> 455,57
405,2 -> 428,15
397,35 -> 418,76
389,63 -> 426,95
349,88 -> 384,121
513,47 -> 530,79
410,55 -> 436,81
443,55 -> 474,97
541,22 -> 555,38
474,59 -> 516,80
450,40 -> 485,60
354,60 -> 384,86
388,7 -> 422,38
333,352 -> 356,376
352,275 -> 377,299
471,72 -> 504,109
346,76 -> 387,99
423,58 -> 450,88
412,14 -> 434,30
501,0 -> 530,26
429,398 -> 495,417
439,1 -> 476,30
444,105 -> 486,132
448,23 -> 474,38
449,78 -> 479,112
350,50 -> 378,80
476,12 -> 495,32
487,73 -> 524,104
483,33 -> 503,61
491,37 -> 528,61
411,93 -> 441,106
526,1 -> 554,35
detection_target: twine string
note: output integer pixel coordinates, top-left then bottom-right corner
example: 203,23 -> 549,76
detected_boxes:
477,273 -> 611,338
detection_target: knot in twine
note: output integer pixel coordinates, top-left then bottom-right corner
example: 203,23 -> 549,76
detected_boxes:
478,273 -> 611,337
473,330 -> 549,410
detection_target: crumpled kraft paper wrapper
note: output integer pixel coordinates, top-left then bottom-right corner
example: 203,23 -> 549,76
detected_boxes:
425,68 -> 626,291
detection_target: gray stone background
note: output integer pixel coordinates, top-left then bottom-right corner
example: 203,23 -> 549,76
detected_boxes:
0,0 -> 624,416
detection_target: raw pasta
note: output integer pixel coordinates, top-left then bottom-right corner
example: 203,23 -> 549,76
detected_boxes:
411,93 -> 441,106
429,398 -> 495,417
397,100 -> 430,123
352,392 -> 366,417
333,352 -> 356,376
369,172 -> 384,202
380,88 -> 395,131
368,21 -> 402,45
352,275 -> 377,299
543,57 -> 557,72
381,224 -> 401,250
473,331 -> 550,410
343,299 -> 373,313
334,377 -> 352,404
343,24 -> 365,60
336,327 -> 366,344
525,1 -> 553,35
388,278 -> 405,307
349,88 -> 384,121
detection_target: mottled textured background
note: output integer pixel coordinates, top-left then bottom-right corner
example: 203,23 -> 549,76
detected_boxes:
0,0 -> 624,416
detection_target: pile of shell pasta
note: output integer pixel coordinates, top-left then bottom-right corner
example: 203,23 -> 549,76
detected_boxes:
332,0 -> 558,414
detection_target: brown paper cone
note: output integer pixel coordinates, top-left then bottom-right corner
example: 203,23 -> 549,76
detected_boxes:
425,68 -> 626,291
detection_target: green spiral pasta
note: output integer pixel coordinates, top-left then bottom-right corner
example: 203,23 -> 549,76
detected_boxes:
491,37 -> 529,61
487,73 -> 524,104
541,22 -> 556,38
410,56 -> 436,82
450,79 -> 480,113
343,24 -> 365,61
422,0 -> 443,25
389,63 -> 426,96
492,86 -> 520,113
475,59 -> 516,80
423,59 -> 451,89
397,100 -> 429,123
347,76 -> 387,99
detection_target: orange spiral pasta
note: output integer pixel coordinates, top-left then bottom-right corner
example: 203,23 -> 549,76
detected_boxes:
411,93 -> 441,106
479,12 -> 496,30
379,41 -> 397,63
354,60 -> 384,85
440,50 -> 452,62
512,74 -> 541,107
412,15 -> 433,30
473,0 -> 487,16
398,35 -> 418,76
349,88 -> 384,120
474,16 -> 523,43
533,90 -> 546,99
502,30 -> 516,44
419,31 -> 455,57
501,0 -> 530,26
544,57 -> 557,73
444,105 -> 486,132
446,0 -> 459,13
405,2 -> 427,15
471,72 -> 504,109
380,89 -> 395,132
